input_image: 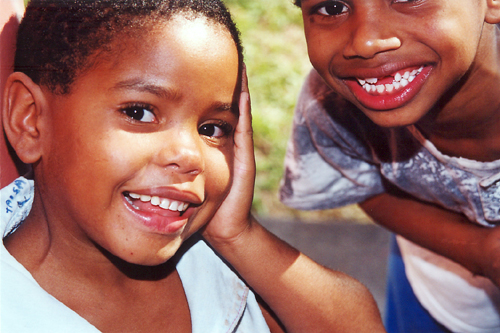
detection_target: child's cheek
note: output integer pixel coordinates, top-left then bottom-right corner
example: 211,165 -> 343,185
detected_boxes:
205,146 -> 232,201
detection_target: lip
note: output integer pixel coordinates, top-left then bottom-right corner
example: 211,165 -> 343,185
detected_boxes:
121,188 -> 202,234
343,65 -> 433,111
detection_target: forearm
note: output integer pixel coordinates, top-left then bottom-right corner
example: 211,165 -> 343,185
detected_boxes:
208,216 -> 385,333
359,192 -> 490,277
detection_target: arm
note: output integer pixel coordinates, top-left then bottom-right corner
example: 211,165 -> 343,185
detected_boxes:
207,215 -> 385,333
203,68 -> 385,333
359,186 -> 500,286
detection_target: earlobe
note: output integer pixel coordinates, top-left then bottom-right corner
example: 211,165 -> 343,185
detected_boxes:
485,0 -> 500,24
2,72 -> 47,164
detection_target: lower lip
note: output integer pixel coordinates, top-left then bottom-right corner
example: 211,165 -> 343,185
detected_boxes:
123,196 -> 194,234
344,66 -> 432,111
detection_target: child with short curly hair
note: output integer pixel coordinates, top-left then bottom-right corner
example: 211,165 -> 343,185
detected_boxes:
1,1 -> 385,332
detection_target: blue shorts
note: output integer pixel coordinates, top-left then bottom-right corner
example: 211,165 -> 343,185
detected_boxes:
384,235 -> 451,333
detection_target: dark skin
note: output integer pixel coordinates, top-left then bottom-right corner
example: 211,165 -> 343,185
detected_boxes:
358,25 -> 500,288
298,0 -> 500,288
3,17 -> 281,332
3,14 -> 385,333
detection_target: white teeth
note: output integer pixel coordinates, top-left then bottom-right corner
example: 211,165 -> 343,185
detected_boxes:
150,196 -> 160,206
169,201 -> 179,211
159,198 -> 171,209
127,192 -> 189,212
364,84 -> 376,93
356,66 -> 425,95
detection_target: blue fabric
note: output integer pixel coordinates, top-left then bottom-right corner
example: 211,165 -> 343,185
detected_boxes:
384,235 -> 451,333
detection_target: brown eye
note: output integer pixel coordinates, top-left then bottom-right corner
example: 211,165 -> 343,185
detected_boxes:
315,1 -> 348,16
199,123 -> 232,138
122,105 -> 156,123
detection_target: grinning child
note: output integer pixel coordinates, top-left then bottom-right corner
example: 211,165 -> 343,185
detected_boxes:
0,0 -> 385,332
281,0 -> 500,332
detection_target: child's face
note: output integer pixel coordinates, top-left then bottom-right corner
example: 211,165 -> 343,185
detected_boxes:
36,16 -> 240,265
299,0 -> 492,127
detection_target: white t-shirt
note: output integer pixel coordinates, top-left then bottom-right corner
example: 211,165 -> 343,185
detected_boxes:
1,177 -> 270,332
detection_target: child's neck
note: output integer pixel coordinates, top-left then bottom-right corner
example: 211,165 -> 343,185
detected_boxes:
417,26 -> 500,162
4,197 -> 192,332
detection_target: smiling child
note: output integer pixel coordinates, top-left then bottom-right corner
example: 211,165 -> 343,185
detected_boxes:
0,0 -> 385,332
281,0 -> 500,332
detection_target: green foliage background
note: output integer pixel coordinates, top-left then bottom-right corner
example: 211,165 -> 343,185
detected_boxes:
225,0 -> 369,222
224,0 -> 310,217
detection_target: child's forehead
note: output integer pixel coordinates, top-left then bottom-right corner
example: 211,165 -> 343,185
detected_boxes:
101,17 -> 235,60
72,18 -> 239,94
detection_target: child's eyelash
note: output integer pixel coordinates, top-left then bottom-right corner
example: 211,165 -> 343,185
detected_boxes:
310,1 -> 349,16
120,103 -> 156,123
199,120 -> 234,138
215,120 -> 234,134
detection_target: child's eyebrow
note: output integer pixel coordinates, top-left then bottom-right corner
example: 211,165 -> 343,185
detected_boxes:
111,79 -> 182,100
111,78 -> 237,114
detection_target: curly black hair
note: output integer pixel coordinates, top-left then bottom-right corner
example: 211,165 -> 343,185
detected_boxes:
14,0 -> 243,94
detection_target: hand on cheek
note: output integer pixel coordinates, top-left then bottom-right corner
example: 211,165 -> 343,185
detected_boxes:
202,65 -> 256,244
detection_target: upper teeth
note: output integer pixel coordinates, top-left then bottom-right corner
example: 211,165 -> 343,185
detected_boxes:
127,192 -> 189,212
357,66 -> 423,93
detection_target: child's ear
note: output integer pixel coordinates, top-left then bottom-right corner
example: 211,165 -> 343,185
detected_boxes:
486,0 -> 500,24
2,72 -> 47,164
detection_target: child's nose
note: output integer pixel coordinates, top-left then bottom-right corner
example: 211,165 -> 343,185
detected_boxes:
155,129 -> 204,176
343,13 -> 401,59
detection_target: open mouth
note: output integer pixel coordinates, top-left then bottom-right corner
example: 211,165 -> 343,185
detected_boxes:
124,192 -> 190,214
344,65 -> 432,111
357,66 -> 424,95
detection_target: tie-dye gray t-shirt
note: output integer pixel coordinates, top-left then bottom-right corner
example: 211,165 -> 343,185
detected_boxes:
280,70 -> 500,227
280,70 -> 500,332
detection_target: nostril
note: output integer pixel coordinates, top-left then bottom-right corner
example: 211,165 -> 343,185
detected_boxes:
344,30 -> 402,59
157,136 -> 204,174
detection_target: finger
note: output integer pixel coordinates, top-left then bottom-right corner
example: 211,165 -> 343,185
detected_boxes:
237,64 -> 251,138
234,64 -> 255,173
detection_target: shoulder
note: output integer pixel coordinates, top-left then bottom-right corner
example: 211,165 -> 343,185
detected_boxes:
294,69 -> 392,162
1,177 -> 34,237
1,178 -> 99,333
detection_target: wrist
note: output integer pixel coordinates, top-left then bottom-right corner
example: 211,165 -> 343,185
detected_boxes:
204,214 -> 257,250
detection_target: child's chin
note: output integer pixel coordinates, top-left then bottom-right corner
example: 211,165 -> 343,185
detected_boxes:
109,242 -> 181,268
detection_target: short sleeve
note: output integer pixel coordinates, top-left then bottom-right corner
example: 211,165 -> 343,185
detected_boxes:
279,70 -> 386,210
